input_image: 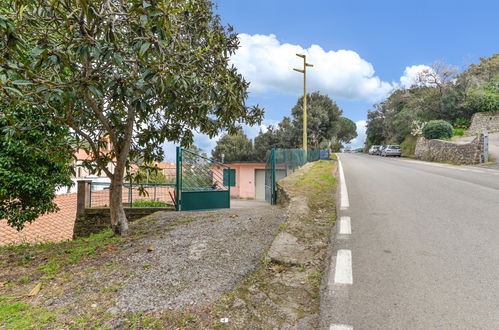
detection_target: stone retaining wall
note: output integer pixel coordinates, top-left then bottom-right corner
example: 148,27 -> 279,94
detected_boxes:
468,112 -> 499,134
415,135 -> 485,164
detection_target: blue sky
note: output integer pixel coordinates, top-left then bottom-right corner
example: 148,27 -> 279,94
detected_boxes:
164,0 -> 498,160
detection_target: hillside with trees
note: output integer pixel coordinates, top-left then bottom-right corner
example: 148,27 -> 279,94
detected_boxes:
365,54 -> 499,155
212,91 -> 358,162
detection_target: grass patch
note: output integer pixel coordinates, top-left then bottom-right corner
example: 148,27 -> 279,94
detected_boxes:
290,160 -> 337,214
453,128 -> 465,136
0,296 -> 56,328
132,199 -> 170,207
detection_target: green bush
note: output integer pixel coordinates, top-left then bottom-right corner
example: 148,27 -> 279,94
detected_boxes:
422,120 -> 453,140
453,128 -> 465,136
132,200 -> 169,207
400,136 -> 417,157
454,118 -> 471,129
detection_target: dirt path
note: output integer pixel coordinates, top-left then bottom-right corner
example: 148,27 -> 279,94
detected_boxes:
0,200 -> 284,328
115,201 -> 283,315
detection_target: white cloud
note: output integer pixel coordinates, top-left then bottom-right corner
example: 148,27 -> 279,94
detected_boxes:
231,34 -> 394,102
399,65 -> 435,89
347,120 -> 367,149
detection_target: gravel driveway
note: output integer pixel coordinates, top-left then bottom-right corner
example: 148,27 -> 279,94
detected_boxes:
114,200 -> 284,313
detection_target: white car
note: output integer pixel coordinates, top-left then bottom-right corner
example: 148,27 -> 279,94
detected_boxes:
369,145 -> 381,155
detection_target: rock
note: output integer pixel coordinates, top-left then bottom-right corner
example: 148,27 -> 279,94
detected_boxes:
268,232 -> 313,265
91,303 -> 97,308
232,297 -> 246,308
107,307 -> 119,315
147,246 -> 155,252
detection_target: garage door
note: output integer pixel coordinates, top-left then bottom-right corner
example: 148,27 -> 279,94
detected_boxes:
255,169 -> 265,200
255,168 -> 287,201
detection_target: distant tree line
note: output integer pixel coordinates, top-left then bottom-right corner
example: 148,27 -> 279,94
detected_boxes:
212,91 -> 358,162
366,54 -> 499,154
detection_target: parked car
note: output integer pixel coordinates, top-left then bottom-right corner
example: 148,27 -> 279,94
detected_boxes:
381,145 -> 401,157
376,145 -> 386,155
369,145 -> 381,155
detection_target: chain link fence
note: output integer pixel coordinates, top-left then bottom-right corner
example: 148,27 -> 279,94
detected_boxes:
265,148 -> 326,204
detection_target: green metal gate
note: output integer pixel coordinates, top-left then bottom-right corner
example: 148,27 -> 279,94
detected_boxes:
175,147 -> 231,211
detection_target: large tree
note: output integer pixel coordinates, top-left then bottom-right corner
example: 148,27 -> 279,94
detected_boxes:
337,117 -> 358,145
291,91 -> 342,148
212,128 -> 254,163
0,105 -> 73,230
0,0 -> 262,235
365,54 -> 499,147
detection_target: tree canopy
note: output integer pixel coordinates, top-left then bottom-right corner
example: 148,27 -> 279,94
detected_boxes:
212,92 -> 358,161
0,105 -> 73,230
212,128 -> 254,163
365,54 -> 499,148
291,91 -> 343,148
0,0 -> 262,234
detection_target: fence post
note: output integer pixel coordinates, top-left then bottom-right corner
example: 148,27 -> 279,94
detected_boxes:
175,146 -> 181,211
271,148 -> 276,205
228,166 -> 231,209
128,182 -> 132,208
76,180 -> 91,216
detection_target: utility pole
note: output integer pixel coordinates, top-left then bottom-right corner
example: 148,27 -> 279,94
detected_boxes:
293,54 -> 313,151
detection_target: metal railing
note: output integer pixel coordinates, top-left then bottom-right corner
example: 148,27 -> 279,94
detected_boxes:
89,182 -> 176,208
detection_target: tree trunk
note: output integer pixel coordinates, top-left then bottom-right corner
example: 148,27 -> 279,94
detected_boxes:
109,174 -> 129,236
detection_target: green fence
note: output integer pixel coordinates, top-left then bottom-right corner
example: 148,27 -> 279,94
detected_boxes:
176,147 -> 231,211
265,148 -> 323,205
89,182 -> 175,208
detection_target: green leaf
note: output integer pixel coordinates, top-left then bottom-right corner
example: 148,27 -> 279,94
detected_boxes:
12,80 -> 32,85
113,52 -> 123,65
3,87 -> 23,96
139,42 -> 151,57
35,86 -> 48,93
87,86 -> 103,98
140,15 -> 148,27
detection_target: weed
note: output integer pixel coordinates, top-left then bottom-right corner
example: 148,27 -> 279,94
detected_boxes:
142,264 -> 151,270
307,270 -> 323,287
18,275 -> 30,284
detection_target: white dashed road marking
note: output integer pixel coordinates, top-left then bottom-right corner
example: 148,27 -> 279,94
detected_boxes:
339,216 -> 351,235
334,249 -> 353,285
338,158 -> 349,210
330,324 -> 353,330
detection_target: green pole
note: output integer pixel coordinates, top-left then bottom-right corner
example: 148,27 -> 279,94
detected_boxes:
270,148 -> 276,205
176,146 -> 181,211
228,167 -> 231,209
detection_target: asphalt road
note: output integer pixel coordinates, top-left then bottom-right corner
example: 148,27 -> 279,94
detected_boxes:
322,153 -> 499,330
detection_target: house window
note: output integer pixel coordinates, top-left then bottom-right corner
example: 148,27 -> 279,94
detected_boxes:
223,169 -> 236,187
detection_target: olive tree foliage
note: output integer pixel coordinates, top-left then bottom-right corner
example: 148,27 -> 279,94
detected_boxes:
0,0 -> 262,235
0,105 -> 73,230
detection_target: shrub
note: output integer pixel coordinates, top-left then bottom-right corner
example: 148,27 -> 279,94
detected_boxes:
454,118 -> 471,129
422,120 -> 453,140
400,136 -> 417,157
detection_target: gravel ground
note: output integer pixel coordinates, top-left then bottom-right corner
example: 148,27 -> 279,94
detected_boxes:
114,200 -> 284,313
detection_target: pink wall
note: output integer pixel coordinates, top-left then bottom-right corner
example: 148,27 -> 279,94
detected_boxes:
228,163 -> 266,199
